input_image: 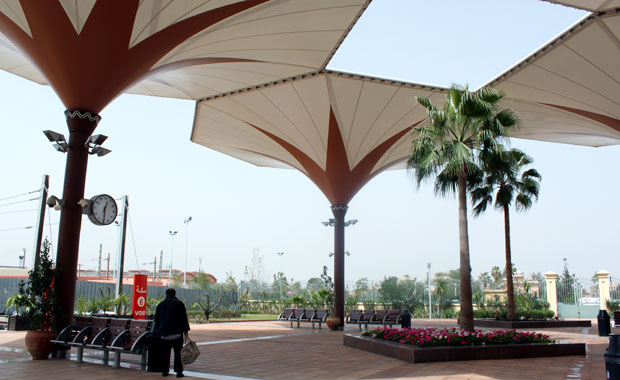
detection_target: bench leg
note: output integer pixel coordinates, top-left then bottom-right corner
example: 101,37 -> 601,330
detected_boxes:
103,350 -> 109,365
114,352 -> 121,368
77,346 -> 84,363
140,350 -> 147,370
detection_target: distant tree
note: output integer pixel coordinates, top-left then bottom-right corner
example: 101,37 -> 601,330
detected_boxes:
272,272 -> 289,300
354,277 -> 369,300
490,266 -> 503,286
478,272 -> 492,289
306,277 -> 325,293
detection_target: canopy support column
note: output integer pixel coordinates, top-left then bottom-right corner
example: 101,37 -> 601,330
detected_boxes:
331,204 -> 348,329
54,110 -> 100,332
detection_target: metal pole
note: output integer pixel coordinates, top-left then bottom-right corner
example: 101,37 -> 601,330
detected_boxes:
115,196 -> 129,298
106,252 -> 110,280
277,252 -> 284,299
183,217 -> 192,286
32,174 -> 49,270
169,231 -> 178,285
153,256 -> 157,283
97,244 -> 102,279
22,248 -> 26,268
159,250 -> 163,281
427,262 -> 432,319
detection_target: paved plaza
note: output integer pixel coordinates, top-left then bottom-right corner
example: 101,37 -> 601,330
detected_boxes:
0,319 -> 608,380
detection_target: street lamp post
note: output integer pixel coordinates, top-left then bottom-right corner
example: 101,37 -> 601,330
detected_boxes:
183,217 -> 192,287
427,262 -> 432,319
169,230 -> 178,285
277,252 -> 284,300
322,210 -> 357,330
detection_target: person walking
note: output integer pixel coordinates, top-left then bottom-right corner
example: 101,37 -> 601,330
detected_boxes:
155,288 -> 190,378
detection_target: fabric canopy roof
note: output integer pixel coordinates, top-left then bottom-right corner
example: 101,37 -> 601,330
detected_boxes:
193,67 -> 620,204
488,8 -> 620,147
541,0 -> 620,11
0,0 -> 370,112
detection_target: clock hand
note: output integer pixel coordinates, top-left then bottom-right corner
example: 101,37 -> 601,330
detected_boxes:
103,201 -> 108,220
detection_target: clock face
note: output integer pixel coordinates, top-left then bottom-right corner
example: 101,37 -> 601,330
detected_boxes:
89,194 -> 118,226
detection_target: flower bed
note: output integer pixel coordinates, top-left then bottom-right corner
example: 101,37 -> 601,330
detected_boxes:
361,326 -> 554,347
344,327 -> 585,363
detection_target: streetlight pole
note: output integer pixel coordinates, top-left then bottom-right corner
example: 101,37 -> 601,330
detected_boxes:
169,231 -> 178,285
427,262 -> 432,319
277,252 -> 284,300
183,217 -> 192,287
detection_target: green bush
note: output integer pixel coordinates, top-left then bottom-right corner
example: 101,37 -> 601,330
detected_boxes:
472,309 -> 555,320
212,308 -> 242,319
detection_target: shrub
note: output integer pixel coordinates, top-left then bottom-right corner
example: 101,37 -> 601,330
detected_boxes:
472,309 -> 555,320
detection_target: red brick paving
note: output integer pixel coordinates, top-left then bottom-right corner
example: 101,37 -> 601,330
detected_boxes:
0,319 -> 609,379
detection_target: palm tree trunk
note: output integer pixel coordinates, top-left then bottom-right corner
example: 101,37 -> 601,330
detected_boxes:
504,204 -> 516,320
457,173 -> 474,331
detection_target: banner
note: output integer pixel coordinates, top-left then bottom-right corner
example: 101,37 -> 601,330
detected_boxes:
132,274 -> 148,319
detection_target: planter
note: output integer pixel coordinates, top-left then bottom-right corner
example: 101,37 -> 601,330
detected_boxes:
344,334 -> 586,363
326,316 -> 341,331
469,319 -> 591,329
8,316 -> 31,331
24,330 -> 56,360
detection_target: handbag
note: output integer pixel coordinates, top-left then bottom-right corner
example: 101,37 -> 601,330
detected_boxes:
180,334 -> 200,365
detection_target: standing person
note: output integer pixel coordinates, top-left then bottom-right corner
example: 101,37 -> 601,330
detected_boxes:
155,288 -> 190,378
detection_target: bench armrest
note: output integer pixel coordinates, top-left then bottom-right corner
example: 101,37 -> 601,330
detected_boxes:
72,325 -> 92,345
130,331 -> 151,353
55,323 -> 76,343
91,327 -> 110,346
110,329 -> 129,348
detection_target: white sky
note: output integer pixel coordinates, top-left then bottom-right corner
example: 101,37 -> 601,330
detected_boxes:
1,0 -> 617,286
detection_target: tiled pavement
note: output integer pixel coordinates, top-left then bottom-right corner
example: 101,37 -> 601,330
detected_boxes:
0,319 -> 610,379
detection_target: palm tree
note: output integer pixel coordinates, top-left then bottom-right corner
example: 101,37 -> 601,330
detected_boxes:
471,147 -> 541,320
408,84 -> 518,331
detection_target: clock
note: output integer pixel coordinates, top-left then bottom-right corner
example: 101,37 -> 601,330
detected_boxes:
88,194 -> 118,226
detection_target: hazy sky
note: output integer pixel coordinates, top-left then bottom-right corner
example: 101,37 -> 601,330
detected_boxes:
1,1 -> 616,287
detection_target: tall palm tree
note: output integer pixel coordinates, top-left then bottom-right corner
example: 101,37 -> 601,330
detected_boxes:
471,147 -> 541,320
408,84 -> 518,331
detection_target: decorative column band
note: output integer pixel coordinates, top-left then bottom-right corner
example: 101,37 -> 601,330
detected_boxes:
64,109 -> 102,123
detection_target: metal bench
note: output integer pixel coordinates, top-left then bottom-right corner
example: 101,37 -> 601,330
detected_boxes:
65,317 -> 110,362
108,319 -> 153,369
51,316 -> 92,345
84,318 -> 131,364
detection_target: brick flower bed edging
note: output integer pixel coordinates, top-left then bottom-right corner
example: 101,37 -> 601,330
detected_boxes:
343,334 -> 586,363
471,319 -> 591,328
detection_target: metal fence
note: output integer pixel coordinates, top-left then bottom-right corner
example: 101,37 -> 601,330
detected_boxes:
611,276 -> 620,301
557,276 -> 598,305
1,278 -> 230,314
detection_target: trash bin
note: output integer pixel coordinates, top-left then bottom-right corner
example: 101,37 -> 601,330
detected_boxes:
600,310 -> 612,337
401,309 -> 411,328
147,333 -> 164,373
605,334 -> 620,379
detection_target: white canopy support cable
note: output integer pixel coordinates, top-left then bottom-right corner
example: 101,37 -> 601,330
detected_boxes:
0,189 -> 40,202
128,212 -> 140,270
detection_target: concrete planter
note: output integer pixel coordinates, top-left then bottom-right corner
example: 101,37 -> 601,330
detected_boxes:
471,319 -> 591,328
343,334 -> 585,363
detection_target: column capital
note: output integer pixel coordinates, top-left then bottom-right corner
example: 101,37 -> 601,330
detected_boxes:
595,270 -> 611,279
330,204 -> 348,218
65,109 -> 101,134
544,271 -> 558,280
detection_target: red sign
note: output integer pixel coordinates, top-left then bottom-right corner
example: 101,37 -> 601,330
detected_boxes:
132,274 -> 148,319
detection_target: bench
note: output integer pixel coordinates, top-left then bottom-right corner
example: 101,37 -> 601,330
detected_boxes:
277,308 -> 294,322
83,318 -> 130,364
108,319 -> 152,369
370,309 -> 402,328
345,309 -> 403,330
64,317 -> 111,362
293,309 -> 329,329
51,316 -> 92,345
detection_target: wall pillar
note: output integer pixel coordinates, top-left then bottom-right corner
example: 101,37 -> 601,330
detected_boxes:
596,270 -> 611,311
544,271 -> 558,317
